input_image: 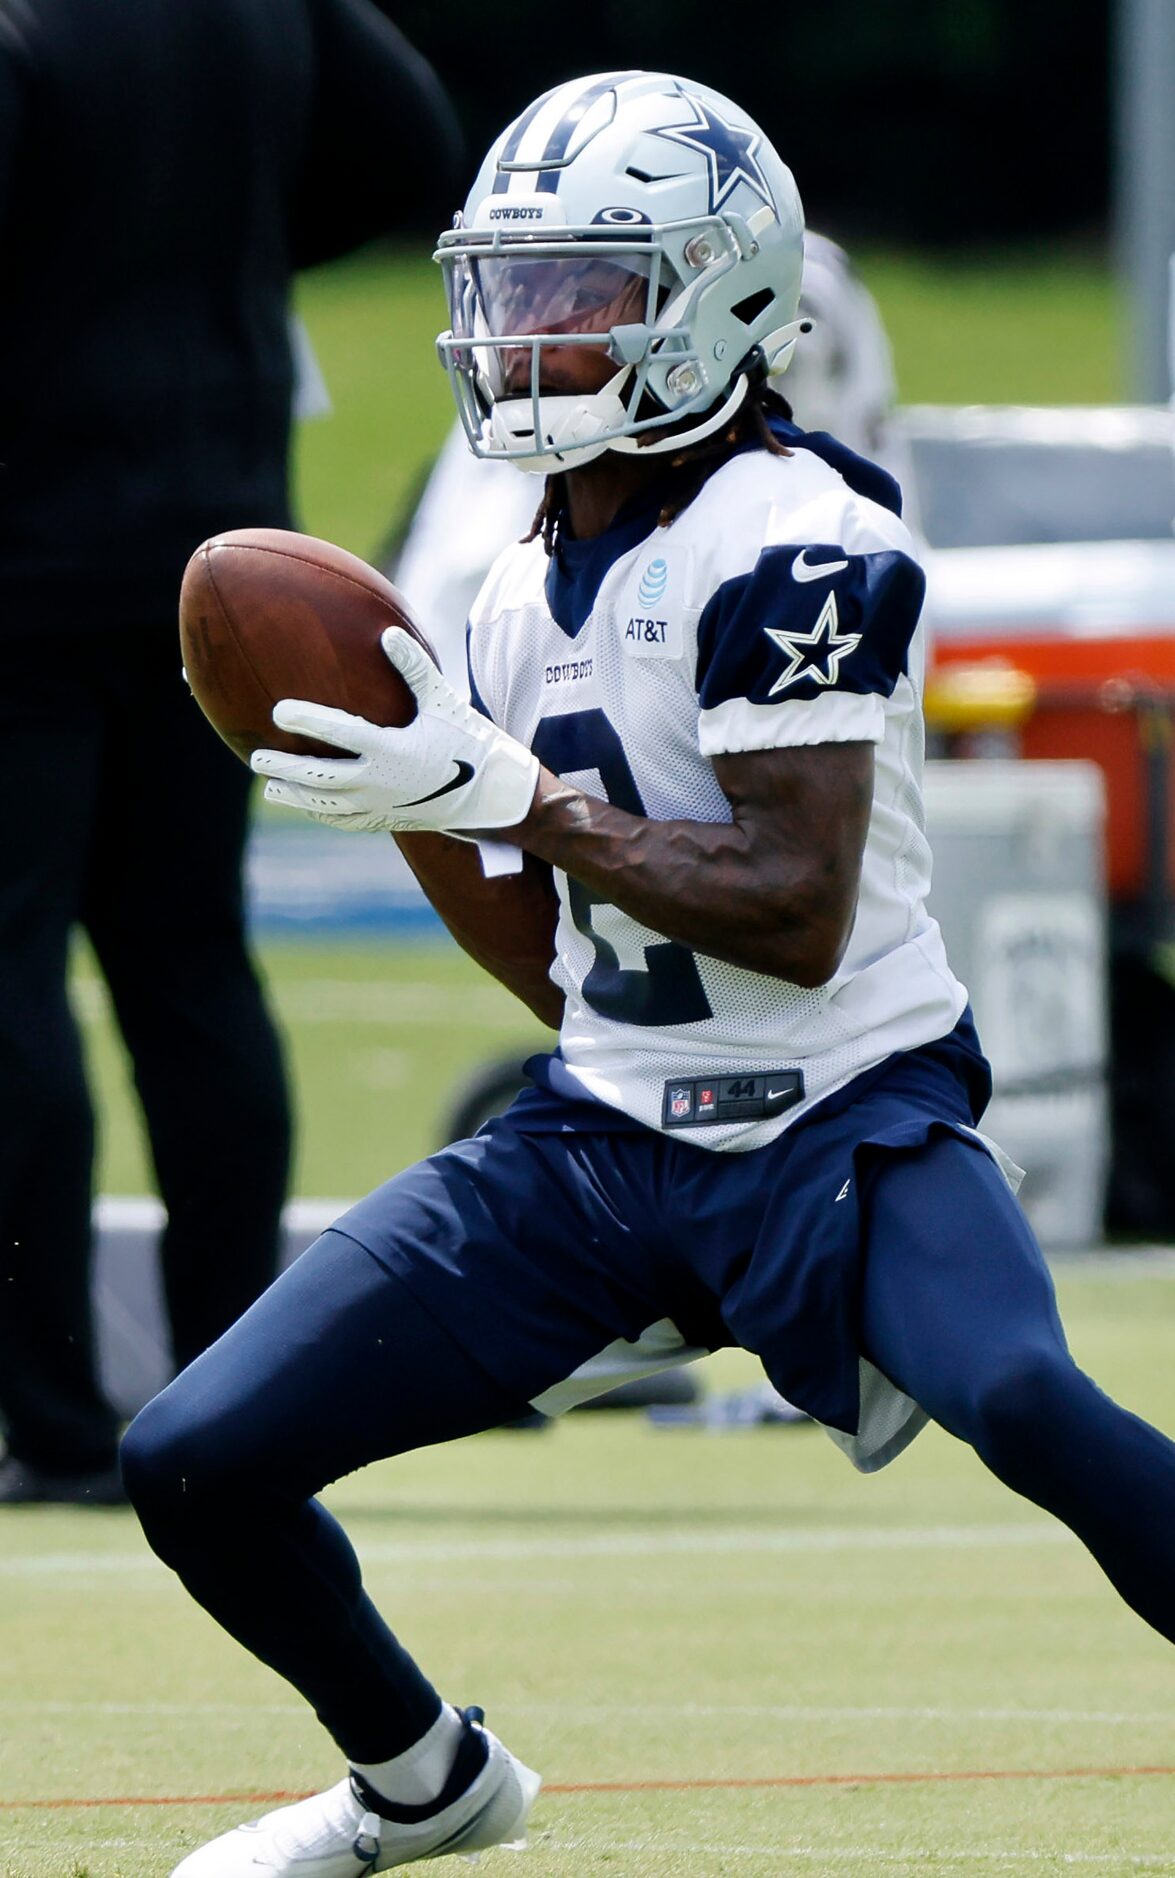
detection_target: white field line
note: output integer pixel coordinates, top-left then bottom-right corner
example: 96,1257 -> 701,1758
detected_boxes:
511,1701 -> 1175,1725
355,1522 -> 1074,1564
63,1837 -> 1175,1867
0,1521 -> 1071,1579
1,1700 -> 1173,1729
0,1700 -> 302,1715
83,1202 -> 1175,1277
543,1842 -> 1175,1869
65,1839 -> 1175,1869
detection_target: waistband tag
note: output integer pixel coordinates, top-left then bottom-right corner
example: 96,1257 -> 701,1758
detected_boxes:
661,1070 -> 805,1129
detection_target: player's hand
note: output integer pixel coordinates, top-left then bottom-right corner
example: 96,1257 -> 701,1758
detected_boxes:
250,628 -> 539,836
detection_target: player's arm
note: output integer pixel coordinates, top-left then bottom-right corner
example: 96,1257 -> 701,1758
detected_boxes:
254,528 -> 917,993
513,741 -> 872,988
511,522 -> 921,985
393,831 -> 564,1028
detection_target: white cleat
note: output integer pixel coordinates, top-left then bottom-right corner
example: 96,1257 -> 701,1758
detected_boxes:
170,1714 -> 541,1875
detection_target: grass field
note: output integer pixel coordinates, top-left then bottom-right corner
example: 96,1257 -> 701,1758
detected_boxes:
73,938 -> 551,1199
2,1269 -> 1175,1877
291,242 -> 1120,564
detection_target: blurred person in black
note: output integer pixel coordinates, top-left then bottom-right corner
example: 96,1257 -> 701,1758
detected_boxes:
0,0 -> 461,1505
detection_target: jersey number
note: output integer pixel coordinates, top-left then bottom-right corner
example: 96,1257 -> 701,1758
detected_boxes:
533,708 -> 712,1028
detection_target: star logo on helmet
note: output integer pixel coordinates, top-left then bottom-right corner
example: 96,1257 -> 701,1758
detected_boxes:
765,592 -> 861,695
652,98 -> 773,213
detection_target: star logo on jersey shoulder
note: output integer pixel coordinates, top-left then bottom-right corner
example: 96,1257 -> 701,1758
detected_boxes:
764,591 -> 862,695
652,98 -> 772,213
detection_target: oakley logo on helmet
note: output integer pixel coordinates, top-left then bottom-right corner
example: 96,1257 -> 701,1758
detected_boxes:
592,206 -> 652,226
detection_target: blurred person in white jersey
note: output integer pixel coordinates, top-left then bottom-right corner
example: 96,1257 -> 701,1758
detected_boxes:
122,71 -> 1175,1876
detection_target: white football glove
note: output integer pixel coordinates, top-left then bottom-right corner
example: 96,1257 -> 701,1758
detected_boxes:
251,628 -> 539,835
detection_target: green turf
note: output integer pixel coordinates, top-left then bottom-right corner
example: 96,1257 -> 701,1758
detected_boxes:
853,247 -> 1121,409
2,1272 -> 1174,1875
293,247 -> 454,561
72,937 -> 553,1200
291,243 -> 1121,565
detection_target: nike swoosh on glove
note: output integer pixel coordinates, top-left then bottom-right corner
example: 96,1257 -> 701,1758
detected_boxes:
250,628 -> 540,835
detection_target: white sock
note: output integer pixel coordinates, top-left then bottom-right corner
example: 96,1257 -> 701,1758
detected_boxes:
351,1703 -> 466,1808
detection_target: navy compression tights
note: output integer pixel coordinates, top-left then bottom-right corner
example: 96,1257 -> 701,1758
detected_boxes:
122,1136 -> 1175,1762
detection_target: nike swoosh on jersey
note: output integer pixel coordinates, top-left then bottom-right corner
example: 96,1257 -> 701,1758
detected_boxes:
791,551 -> 849,583
397,759 -> 475,807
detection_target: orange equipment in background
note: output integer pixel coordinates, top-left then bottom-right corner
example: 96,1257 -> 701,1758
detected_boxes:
927,644 -> 1175,908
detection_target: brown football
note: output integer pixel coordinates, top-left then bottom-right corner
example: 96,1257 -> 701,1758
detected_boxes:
179,527 -> 562,1024
178,527 -> 436,764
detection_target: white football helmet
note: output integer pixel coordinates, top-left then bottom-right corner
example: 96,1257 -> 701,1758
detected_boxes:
435,71 -> 806,473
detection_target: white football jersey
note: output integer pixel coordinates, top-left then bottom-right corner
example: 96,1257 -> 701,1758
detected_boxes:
468,425 -> 967,1149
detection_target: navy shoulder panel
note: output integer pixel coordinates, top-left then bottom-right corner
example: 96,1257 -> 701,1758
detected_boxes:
766,415 -> 904,519
695,542 -> 924,710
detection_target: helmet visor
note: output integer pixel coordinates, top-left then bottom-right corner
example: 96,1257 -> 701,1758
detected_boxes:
466,251 -> 653,339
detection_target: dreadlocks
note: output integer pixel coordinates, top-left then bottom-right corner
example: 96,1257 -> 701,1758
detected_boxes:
523,384 -> 795,556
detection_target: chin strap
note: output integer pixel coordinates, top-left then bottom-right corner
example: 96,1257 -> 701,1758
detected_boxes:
608,374 -> 750,456
485,312 -> 812,470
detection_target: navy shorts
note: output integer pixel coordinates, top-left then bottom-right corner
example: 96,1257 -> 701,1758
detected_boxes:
335,1013 -> 992,1437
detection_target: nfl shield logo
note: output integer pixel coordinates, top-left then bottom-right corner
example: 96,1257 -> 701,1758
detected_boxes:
669,1087 -> 692,1119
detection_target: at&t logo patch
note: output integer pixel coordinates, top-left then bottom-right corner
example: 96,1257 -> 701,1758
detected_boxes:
624,618 -> 669,647
637,557 -> 670,606
620,549 -> 687,660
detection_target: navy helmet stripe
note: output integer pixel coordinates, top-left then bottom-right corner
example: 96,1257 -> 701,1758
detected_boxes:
534,75 -> 627,194
546,72 -> 641,157
499,72 -> 638,196
492,87 -> 564,193
543,74 -> 627,159
493,70 -> 644,197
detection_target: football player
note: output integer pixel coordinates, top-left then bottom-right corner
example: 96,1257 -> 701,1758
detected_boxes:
124,72 -> 1175,1875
